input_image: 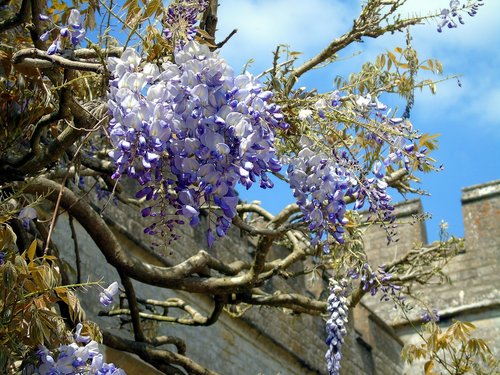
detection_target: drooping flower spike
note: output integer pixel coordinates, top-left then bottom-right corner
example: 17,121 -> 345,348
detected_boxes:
107,42 -> 287,245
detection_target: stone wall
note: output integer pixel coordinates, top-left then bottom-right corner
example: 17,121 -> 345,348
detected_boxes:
362,180 -> 500,374
52,190 -> 404,374
50,179 -> 499,374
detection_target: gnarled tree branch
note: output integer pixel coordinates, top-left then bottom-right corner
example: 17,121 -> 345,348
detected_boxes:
13,48 -> 105,73
103,331 -> 218,375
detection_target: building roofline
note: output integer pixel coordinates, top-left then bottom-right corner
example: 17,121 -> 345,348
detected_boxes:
461,180 -> 500,204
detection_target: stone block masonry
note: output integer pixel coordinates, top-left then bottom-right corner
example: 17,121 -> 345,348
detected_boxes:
362,180 -> 500,374
49,179 -> 500,374
51,189 -> 404,374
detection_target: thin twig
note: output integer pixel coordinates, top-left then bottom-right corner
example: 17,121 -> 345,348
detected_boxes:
43,126 -> 96,254
119,272 -> 146,342
68,215 -> 81,284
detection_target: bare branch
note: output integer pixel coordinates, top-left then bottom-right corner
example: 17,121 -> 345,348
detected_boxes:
12,48 -> 105,73
67,146 -> 115,175
103,331 -> 219,375
119,273 -> 146,342
105,296 -> 224,327
19,99 -> 101,174
231,290 -> 327,315
285,4 -> 425,94
216,29 -> 237,49
74,47 -> 124,59
232,215 -> 282,237
237,203 -> 274,221
200,0 -> 218,39
68,215 -> 82,284
148,336 -> 187,356
20,177 -> 275,293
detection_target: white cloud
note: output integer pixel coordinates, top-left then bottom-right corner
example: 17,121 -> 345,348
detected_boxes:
215,0 -> 499,135
216,0 -> 499,72
217,0 -> 355,72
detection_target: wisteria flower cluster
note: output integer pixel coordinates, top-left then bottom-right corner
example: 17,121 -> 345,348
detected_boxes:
162,0 -> 209,44
285,137 -> 354,251
33,324 -> 125,375
39,9 -> 86,55
437,0 -> 484,32
348,263 -> 403,302
421,308 -> 441,323
107,42 -> 287,244
358,94 -> 433,173
285,91 -> 434,249
325,279 -> 349,375
364,94 -> 435,174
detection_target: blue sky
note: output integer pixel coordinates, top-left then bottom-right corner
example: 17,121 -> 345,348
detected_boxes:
216,0 -> 500,242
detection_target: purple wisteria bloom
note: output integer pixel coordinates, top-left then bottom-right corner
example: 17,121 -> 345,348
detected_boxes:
437,0 -> 484,32
422,308 -> 440,323
40,9 -> 86,55
285,136 -> 353,250
162,0 -> 209,44
286,91 -> 432,248
18,206 -> 37,229
74,323 -> 91,344
325,279 -> 349,375
107,41 -> 288,245
33,341 -> 125,375
99,281 -> 119,307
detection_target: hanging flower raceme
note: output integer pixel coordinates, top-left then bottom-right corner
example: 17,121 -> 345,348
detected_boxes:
284,137 -> 355,251
34,338 -> 125,375
437,0 -> 484,32
107,41 -> 288,244
39,9 -> 86,55
325,279 -> 349,375
283,91 -> 431,250
284,131 -> 398,250
162,0 -> 209,44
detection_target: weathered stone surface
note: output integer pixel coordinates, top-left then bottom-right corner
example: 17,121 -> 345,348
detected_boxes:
50,179 -> 499,374
362,180 -> 500,374
52,194 -> 404,374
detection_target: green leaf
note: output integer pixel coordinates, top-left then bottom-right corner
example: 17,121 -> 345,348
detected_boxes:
143,0 -> 161,19
427,59 -> 434,71
435,60 -> 443,74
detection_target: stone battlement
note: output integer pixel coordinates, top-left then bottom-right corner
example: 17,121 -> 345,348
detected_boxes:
51,180 -> 500,374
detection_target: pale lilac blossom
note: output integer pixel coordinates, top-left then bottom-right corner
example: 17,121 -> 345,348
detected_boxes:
18,207 -> 37,229
99,282 -> 119,307
325,279 -> 349,375
107,41 -> 287,245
